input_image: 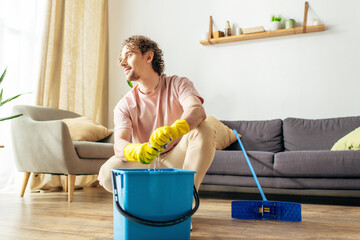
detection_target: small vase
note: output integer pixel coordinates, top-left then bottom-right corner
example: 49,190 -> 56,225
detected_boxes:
285,19 -> 295,29
310,18 -> 320,26
270,21 -> 282,31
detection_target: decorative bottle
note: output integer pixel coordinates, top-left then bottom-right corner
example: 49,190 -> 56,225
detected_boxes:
225,21 -> 231,36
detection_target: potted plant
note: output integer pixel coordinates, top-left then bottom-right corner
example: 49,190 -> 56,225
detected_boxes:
270,15 -> 282,31
0,67 -> 26,148
0,68 -> 25,122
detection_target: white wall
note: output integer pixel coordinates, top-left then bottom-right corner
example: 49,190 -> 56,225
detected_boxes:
108,0 -> 360,128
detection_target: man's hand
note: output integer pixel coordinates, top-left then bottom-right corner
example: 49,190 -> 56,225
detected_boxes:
149,119 -> 190,152
149,126 -> 172,151
123,143 -> 159,164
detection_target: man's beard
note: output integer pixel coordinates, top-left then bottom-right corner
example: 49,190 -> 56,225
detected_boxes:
127,70 -> 140,81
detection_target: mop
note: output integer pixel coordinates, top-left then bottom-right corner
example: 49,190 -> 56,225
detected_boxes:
231,129 -> 302,222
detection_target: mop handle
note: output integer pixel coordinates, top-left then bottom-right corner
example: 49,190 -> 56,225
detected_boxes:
233,129 -> 268,201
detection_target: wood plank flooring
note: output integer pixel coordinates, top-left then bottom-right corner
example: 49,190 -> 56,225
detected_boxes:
1,187 -> 360,239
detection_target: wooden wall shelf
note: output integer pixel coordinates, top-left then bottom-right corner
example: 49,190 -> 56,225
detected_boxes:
201,2 -> 324,46
200,24 -> 325,46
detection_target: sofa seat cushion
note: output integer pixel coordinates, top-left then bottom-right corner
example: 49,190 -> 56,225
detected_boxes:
222,119 -> 283,152
283,116 -> 360,151
74,141 -> 114,159
207,150 -> 274,177
274,150 -> 360,177
202,175 -> 276,188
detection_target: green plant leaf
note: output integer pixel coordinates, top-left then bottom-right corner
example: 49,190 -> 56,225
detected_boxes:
0,93 -> 25,106
0,113 -> 22,122
271,15 -> 282,22
0,67 -> 7,85
0,67 -> 29,111
127,81 -> 133,88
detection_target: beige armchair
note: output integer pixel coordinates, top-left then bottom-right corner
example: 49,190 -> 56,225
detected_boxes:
11,105 -> 114,201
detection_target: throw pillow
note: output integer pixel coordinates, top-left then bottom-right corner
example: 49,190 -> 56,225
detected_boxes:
62,116 -> 113,141
331,126 -> 360,150
204,115 -> 240,150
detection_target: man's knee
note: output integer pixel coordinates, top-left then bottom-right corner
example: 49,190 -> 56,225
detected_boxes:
190,120 -> 216,146
98,155 -> 123,192
98,155 -> 149,192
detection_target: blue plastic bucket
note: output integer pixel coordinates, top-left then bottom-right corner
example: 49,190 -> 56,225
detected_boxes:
111,168 -> 198,240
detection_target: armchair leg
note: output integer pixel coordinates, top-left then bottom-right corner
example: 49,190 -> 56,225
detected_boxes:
68,174 -> 76,202
64,175 -> 68,192
20,172 -> 31,197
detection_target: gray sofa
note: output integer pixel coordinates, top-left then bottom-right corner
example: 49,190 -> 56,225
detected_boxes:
201,116 -> 360,197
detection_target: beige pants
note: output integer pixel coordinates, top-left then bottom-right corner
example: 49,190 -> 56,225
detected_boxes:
98,121 -> 216,192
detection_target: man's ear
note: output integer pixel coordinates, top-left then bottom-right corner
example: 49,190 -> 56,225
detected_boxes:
144,51 -> 154,63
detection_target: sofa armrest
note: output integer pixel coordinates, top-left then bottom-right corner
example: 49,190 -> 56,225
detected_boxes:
11,115 -> 79,174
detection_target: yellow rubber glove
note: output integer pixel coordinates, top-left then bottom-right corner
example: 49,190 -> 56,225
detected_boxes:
123,143 -> 159,164
149,126 -> 173,152
149,119 -> 190,152
170,119 -> 190,139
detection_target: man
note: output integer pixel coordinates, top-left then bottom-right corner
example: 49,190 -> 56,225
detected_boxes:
98,35 -> 215,194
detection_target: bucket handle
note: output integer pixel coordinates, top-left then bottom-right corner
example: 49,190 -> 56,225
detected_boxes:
112,171 -> 200,227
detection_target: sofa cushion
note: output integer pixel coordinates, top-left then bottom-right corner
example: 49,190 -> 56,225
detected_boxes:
204,116 -> 238,150
221,119 -> 283,152
283,116 -> 360,151
207,150 -> 274,177
202,175 -> 276,188
63,116 -> 113,142
74,141 -> 114,159
273,150 -> 360,177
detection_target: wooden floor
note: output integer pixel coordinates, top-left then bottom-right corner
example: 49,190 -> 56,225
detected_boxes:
1,187 -> 360,239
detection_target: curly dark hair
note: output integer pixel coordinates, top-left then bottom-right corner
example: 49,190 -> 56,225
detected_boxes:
122,35 -> 165,75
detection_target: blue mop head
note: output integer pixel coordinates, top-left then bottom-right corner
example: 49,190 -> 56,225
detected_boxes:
232,200 -> 302,222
